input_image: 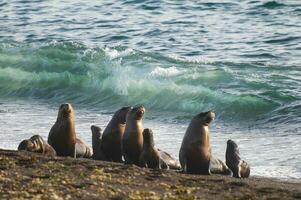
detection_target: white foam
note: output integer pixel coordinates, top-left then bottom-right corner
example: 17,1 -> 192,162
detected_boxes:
104,47 -> 134,60
149,66 -> 183,77
168,54 -> 214,64
252,165 -> 301,180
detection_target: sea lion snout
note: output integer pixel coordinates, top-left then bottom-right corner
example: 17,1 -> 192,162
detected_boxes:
18,140 -> 34,151
131,105 -> 145,120
59,103 -> 72,114
136,106 -> 145,117
196,111 -> 215,125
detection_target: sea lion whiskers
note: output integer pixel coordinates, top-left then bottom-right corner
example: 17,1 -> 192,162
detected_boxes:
57,103 -> 74,122
132,105 -> 145,120
195,111 -> 215,126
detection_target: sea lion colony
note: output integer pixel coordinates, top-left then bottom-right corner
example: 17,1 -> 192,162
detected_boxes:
17,103 -> 250,178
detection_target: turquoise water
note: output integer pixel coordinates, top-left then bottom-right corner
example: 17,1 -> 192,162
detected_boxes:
0,1 -> 301,180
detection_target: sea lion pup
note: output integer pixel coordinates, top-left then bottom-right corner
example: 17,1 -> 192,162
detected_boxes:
122,105 -> 145,165
75,138 -> 92,158
91,125 -> 106,160
18,135 -> 56,156
48,103 -> 92,158
209,157 -> 233,176
139,128 -> 181,170
139,128 -> 161,169
158,149 -> 181,170
226,139 -> 250,178
101,106 -> 132,162
179,111 -> 215,174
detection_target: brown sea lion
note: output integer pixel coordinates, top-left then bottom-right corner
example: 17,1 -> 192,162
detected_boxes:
122,105 -> 145,165
139,128 -> 161,169
48,103 -> 92,158
91,125 -> 106,160
139,128 -> 181,170
226,139 -> 250,178
101,106 -> 132,162
18,135 -> 56,156
179,111 -> 215,174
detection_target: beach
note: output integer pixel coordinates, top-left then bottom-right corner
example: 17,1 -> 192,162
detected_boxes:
1,149 -> 301,200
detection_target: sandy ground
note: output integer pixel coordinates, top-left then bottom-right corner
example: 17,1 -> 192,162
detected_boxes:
0,149 -> 300,200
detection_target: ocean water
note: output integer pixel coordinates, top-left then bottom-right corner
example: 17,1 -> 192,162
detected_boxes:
0,0 -> 301,180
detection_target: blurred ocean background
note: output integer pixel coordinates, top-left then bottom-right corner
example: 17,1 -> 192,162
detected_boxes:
0,0 -> 300,180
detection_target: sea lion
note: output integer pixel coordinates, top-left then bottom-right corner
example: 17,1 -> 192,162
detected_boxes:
75,138 -> 92,158
209,157 -> 233,176
18,135 -> 56,156
101,106 -> 132,162
91,125 -> 106,160
179,111 -> 215,174
122,105 -> 145,165
139,128 -> 161,169
226,139 -> 250,178
158,149 -> 181,170
48,103 -> 92,158
139,128 -> 181,170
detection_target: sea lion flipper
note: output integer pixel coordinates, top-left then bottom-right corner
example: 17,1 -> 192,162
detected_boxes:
139,155 -> 147,168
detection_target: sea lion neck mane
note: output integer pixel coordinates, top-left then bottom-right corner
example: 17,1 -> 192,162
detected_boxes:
123,106 -> 144,138
56,103 -> 76,140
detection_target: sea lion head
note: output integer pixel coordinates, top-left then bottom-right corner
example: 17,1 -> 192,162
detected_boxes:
226,139 -> 240,156
227,139 -> 238,150
114,106 -> 133,124
91,125 -> 102,137
57,103 -> 74,120
127,105 -> 145,120
193,111 -> 215,126
18,139 -> 36,152
143,128 -> 155,147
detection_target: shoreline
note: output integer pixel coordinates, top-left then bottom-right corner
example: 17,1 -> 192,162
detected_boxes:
0,149 -> 300,199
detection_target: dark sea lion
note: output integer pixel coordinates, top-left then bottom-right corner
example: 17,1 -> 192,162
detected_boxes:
226,139 -> 250,178
179,111 -> 215,174
101,106 -> 132,162
18,135 -> 56,156
48,103 -> 92,158
122,105 -> 145,165
139,128 -> 161,169
91,125 -> 106,160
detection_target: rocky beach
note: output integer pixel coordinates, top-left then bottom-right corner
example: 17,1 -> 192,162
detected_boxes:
0,149 -> 300,200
